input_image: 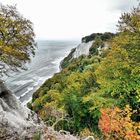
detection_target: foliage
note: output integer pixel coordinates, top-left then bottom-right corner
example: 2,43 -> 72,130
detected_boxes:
80,128 -> 98,139
30,3 -> 140,138
32,55 -> 101,134
61,32 -> 114,69
95,9 -> 140,121
0,4 -> 36,75
82,32 -> 115,43
61,48 -> 76,69
99,106 -> 140,140
33,131 -> 41,140
89,37 -> 104,55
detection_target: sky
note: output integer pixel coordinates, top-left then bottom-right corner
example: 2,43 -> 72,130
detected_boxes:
0,0 -> 138,40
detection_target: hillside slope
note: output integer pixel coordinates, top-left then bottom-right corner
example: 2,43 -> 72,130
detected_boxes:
30,6 -> 140,140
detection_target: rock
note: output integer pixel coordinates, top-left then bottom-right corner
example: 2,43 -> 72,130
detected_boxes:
0,80 -> 44,139
73,41 -> 93,58
83,136 -> 96,140
44,127 -> 79,140
60,48 -> 76,69
60,41 -> 93,69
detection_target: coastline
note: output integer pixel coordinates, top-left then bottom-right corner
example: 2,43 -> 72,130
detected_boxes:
5,40 -> 79,105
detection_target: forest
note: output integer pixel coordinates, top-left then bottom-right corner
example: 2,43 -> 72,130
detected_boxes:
29,4 -> 140,140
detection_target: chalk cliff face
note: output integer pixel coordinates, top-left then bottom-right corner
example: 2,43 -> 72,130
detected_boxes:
61,33 -> 114,69
73,41 -> 93,58
60,41 -> 93,69
0,80 -> 44,139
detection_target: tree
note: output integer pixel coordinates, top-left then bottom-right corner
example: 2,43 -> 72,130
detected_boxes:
95,4 -> 140,121
118,4 -> 140,34
99,106 -> 140,140
0,4 -> 36,76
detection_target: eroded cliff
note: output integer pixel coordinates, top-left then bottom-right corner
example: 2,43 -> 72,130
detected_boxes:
0,80 -> 44,139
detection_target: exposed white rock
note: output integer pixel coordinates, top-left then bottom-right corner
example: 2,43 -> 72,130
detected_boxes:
73,41 -> 93,58
97,42 -> 109,55
83,136 -> 96,140
0,80 -> 44,139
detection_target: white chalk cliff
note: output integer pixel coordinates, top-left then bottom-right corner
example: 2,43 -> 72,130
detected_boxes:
73,41 -> 93,58
0,80 -> 44,139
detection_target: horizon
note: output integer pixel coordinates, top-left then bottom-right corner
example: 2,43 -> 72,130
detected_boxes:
0,0 -> 138,40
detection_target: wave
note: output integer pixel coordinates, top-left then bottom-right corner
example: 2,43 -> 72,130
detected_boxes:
14,79 -> 34,86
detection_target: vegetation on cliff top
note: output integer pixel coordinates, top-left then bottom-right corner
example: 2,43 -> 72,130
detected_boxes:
30,3 -> 140,139
1,2 -> 139,140
61,32 -> 114,70
82,32 -> 115,43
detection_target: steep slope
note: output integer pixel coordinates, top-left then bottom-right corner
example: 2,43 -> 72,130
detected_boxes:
60,41 -> 93,69
0,80 -> 44,139
30,27 -> 140,139
61,32 -> 114,69
73,41 -> 93,58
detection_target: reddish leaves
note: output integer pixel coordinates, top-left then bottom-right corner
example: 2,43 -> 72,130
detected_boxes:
98,106 -> 140,140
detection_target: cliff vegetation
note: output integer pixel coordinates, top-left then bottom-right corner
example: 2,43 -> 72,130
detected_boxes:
30,4 -> 140,140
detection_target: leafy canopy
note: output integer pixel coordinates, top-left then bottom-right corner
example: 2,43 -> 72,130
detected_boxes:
0,4 -> 36,75
30,2 -> 140,139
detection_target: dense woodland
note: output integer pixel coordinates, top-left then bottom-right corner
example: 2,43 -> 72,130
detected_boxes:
0,3 -> 140,139
29,5 -> 140,140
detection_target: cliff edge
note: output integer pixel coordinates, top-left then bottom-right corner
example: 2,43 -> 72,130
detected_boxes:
0,80 -> 44,139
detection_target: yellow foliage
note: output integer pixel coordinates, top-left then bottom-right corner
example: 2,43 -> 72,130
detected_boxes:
99,105 -> 140,140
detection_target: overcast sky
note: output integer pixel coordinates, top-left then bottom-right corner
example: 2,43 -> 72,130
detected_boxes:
0,0 -> 138,40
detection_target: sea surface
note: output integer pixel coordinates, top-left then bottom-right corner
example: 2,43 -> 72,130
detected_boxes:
5,40 -> 79,105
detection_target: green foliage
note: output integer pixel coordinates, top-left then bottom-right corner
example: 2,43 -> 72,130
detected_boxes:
30,3 -> 140,138
82,32 -> 115,43
89,37 -> 104,55
61,48 -> 76,69
31,55 -> 101,134
61,32 -> 115,69
27,102 -> 32,110
0,4 -> 36,75
33,131 -> 41,140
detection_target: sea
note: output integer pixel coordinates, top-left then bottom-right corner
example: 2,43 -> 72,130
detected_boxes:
5,40 -> 79,105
